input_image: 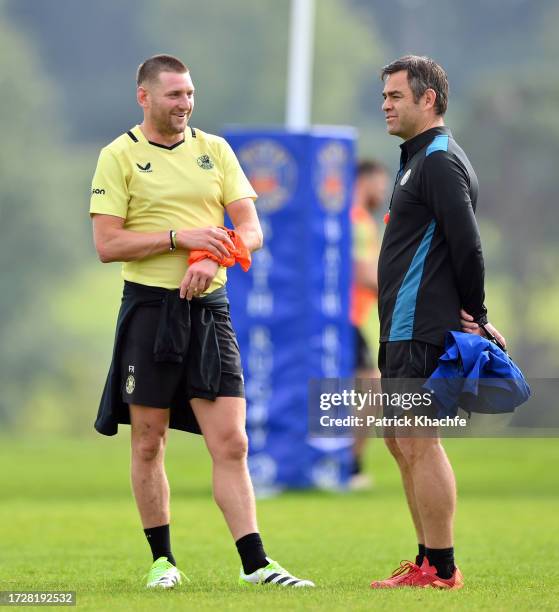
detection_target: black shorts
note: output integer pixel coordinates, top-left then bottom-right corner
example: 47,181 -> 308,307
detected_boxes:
378,340 -> 444,418
354,326 -> 375,371
378,340 -> 443,379
120,303 -> 244,408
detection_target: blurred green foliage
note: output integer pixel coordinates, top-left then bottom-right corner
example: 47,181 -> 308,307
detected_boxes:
0,17 -> 92,427
1,0 -> 557,433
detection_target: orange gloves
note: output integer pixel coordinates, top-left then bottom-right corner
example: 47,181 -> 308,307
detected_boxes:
188,227 -> 252,272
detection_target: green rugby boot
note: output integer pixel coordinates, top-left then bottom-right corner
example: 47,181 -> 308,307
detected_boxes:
145,556 -> 187,589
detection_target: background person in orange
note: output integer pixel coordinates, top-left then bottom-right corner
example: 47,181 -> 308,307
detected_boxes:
349,160 -> 389,490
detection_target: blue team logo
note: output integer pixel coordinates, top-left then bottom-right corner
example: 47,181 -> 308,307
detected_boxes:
314,142 -> 350,213
238,140 -> 297,213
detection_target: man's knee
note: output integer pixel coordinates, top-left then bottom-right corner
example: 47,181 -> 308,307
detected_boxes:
209,429 -> 248,463
132,423 -> 168,463
396,436 -> 440,464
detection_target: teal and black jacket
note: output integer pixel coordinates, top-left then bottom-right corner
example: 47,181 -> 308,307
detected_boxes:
378,126 -> 487,347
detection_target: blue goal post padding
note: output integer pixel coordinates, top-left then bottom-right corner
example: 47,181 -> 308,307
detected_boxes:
223,127 -> 356,492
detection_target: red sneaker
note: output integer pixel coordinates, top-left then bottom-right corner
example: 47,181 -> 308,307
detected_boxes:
370,559 -> 465,590
370,560 -> 423,588
419,558 -> 464,590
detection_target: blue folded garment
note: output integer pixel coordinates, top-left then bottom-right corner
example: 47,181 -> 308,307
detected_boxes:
423,331 -> 531,418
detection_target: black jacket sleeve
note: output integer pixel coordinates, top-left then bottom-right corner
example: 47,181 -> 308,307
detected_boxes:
421,152 -> 488,324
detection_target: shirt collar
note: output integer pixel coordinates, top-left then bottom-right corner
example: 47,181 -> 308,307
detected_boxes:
131,124 -> 194,150
400,126 -> 452,162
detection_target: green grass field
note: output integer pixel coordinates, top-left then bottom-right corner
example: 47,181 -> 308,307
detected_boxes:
1,433 -> 558,610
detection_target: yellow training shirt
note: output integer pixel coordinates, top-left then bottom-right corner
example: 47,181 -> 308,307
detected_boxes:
89,125 -> 257,291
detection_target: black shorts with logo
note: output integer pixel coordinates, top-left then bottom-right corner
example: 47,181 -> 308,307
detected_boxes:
120,298 -> 244,409
378,340 -> 444,418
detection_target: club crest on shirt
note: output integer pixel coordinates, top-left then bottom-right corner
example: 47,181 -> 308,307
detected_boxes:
400,169 -> 411,185
197,154 -> 214,169
125,375 -> 135,394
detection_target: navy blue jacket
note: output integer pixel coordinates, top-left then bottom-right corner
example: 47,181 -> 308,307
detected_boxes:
424,331 -> 530,417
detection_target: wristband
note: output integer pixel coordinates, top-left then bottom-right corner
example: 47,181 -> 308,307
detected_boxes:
169,230 -> 177,251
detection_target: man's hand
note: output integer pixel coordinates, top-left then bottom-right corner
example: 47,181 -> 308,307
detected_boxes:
460,309 -> 507,349
176,227 -> 235,258
180,259 -> 220,300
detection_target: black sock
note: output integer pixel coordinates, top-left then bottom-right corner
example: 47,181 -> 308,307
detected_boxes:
144,524 -> 176,566
351,455 -> 362,475
235,532 -> 268,574
425,546 -> 455,579
416,543 -> 426,566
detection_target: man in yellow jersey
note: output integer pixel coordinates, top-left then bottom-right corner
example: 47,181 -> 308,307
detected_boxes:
90,54 -> 314,590
349,160 -> 388,490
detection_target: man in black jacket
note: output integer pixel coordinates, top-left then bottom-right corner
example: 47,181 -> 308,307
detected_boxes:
370,55 -> 505,591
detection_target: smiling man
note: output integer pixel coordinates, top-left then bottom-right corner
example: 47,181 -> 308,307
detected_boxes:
89,54 -> 314,590
370,55 -> 505,590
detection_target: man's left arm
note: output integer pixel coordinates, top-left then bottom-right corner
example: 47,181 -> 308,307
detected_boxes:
181,138 -> 261,299
226,197 -> 263,253
220,138 -> 261,251
423,153 -> 506,346
422,153 -> 487,324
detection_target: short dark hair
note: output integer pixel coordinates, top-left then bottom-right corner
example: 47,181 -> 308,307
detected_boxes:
136,54 -> 189,86
381,55 -> 448,116
356,159 -> 387,178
